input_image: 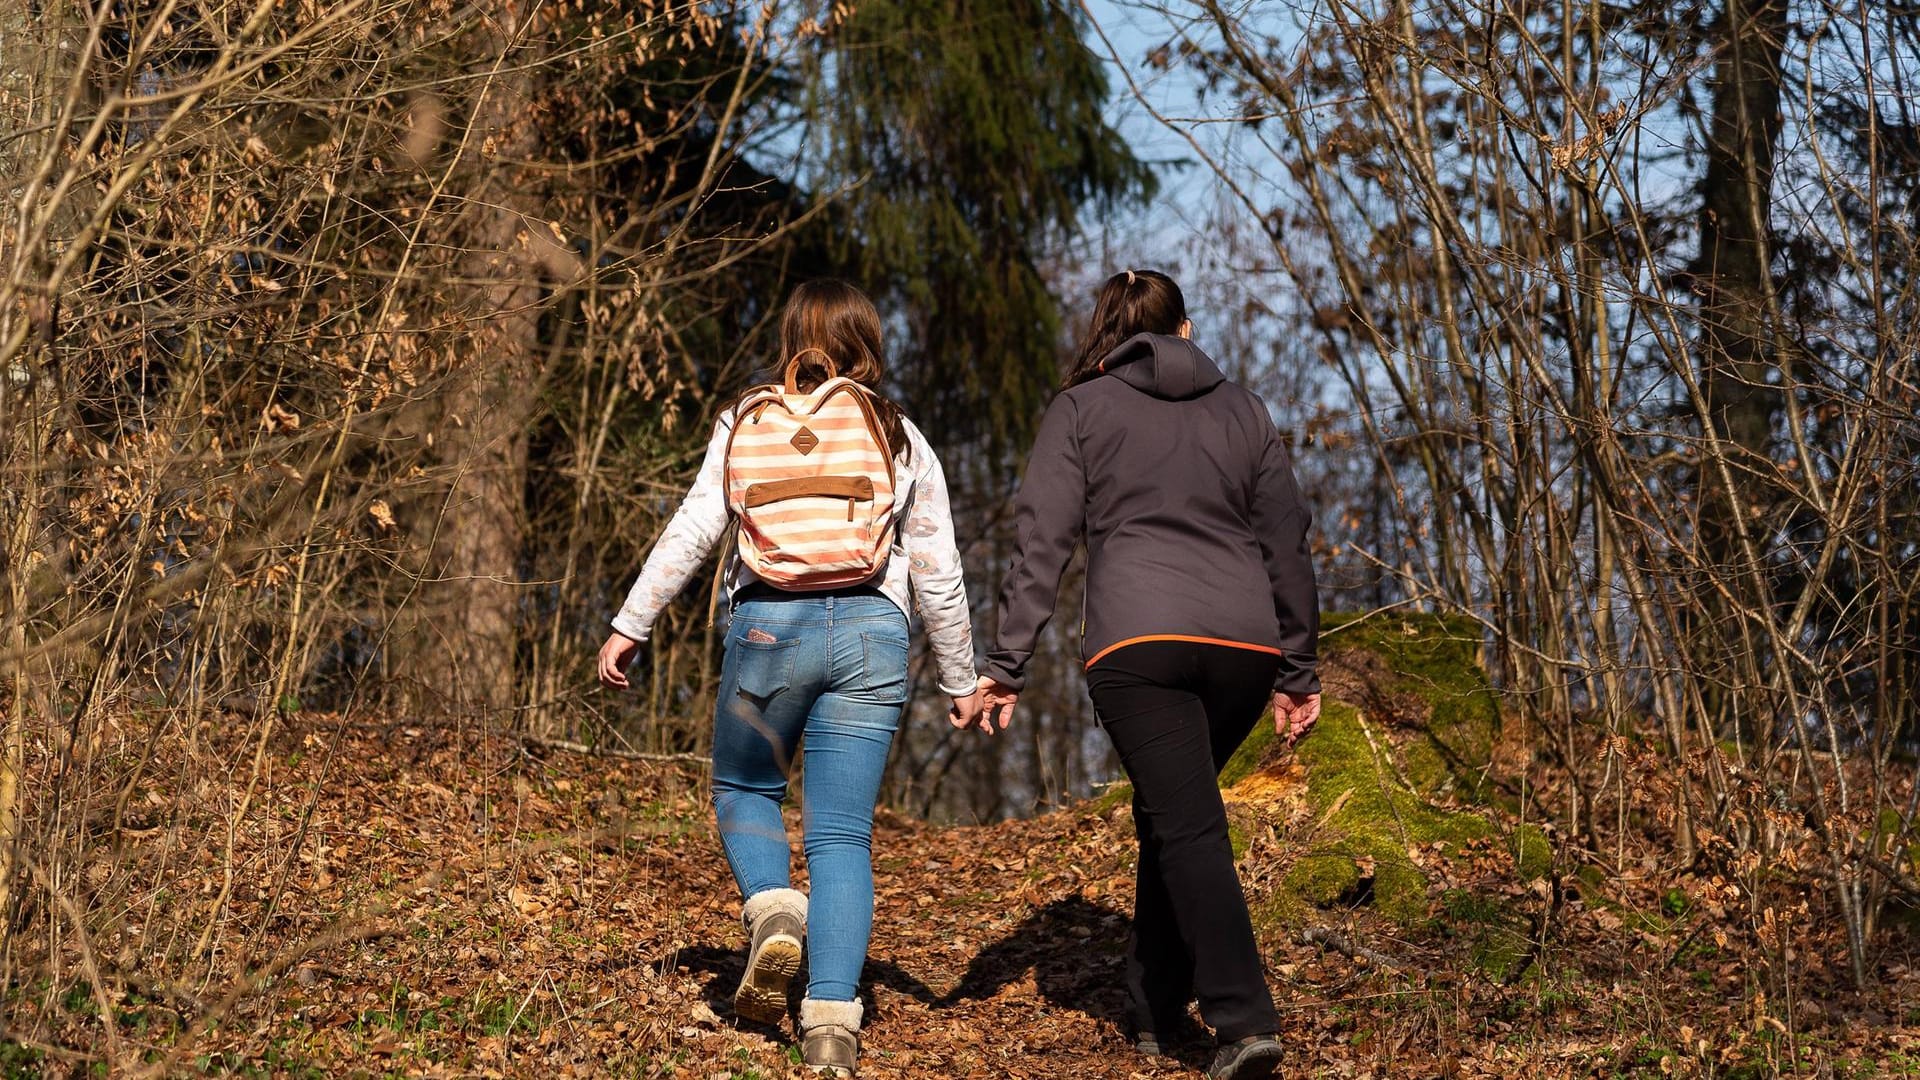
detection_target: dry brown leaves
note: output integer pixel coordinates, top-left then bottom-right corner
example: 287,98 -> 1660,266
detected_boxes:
8,718 -> 1919,1078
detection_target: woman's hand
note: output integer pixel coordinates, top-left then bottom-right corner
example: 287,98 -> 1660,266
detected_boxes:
948,690 -> 984,730
1274,691 -> 1321,746
597,632 -> 641,689
976,676 -> 1020,734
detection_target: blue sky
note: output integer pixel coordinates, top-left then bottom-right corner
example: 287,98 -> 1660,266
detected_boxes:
1074,1 -> 1231,270
1069,2 -> 1323,399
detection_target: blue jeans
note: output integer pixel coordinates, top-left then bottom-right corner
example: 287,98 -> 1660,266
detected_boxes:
711,593 -> 909,1003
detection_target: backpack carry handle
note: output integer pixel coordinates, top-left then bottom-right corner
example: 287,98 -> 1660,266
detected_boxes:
783,348 -> 836,395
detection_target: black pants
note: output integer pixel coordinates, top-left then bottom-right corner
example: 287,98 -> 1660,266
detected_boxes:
1087,640 -> 1281,1043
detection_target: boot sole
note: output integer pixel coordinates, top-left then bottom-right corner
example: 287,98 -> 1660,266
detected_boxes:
733,933 -> 802,1023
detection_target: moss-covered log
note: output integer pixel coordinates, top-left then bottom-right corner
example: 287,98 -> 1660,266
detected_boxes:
1092,614 -> 1542,933
1231,614 -> 1528,927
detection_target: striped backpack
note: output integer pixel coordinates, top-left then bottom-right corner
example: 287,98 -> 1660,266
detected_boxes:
723,373 -> 900,590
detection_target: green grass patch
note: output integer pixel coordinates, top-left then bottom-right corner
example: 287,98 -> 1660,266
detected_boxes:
1438,889 -> 1533,979
0,1041 -> 43,1080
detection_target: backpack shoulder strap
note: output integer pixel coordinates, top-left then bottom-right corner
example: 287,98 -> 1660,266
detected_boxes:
815,380 -> 896,466
721,390 -> 784,491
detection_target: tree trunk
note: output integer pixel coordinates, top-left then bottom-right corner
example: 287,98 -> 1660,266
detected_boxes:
1691,0 -> 1787,741
1695,0 -> 1787,560
389,8 -> 546,724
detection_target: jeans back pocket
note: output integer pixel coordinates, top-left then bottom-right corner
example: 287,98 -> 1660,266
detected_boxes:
732,635 -> 800,702
860,631 -> 911,705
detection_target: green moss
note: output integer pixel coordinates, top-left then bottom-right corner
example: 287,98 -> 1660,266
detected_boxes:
1513,824 -> 1552,882
1091,780 -> 1132,814
1319,612 -> 1500,802
1573,863 -> 1607,897
1276,701 -> 1490,924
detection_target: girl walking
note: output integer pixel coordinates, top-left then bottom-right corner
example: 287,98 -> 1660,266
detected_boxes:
599,280 -> 982,1076
974,270 -> 1321,1080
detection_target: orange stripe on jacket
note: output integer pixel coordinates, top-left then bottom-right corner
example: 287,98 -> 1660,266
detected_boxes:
1084,635 -> 1284,669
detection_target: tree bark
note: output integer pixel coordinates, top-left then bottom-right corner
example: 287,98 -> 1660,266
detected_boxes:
1694,0 -> 1788,561
389,7 -> 546,723
1689,0 -> 1788,747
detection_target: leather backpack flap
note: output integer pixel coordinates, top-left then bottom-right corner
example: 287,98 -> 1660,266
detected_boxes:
742,475 -> 876,509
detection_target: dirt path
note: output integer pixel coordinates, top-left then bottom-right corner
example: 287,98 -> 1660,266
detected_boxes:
17,722 -> 1919,1078
652,800 -> 1383,1079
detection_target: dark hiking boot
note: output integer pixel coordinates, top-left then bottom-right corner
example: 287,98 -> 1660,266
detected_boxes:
799,998 -> 862,1076
1207,1034 -> 1284,1080
733,888 -> 806,1024
1135,1015 -> 1204,1057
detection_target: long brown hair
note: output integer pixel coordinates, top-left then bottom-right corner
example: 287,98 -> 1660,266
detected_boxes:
1061,269 -> 1187,388
741,279 -> 906,453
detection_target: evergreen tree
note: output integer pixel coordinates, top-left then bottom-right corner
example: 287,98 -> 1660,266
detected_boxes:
802,0 -> 1157,450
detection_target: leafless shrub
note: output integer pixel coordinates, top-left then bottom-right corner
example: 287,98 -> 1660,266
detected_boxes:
0,0 -> 816,1062
1091,0 -> 1920,991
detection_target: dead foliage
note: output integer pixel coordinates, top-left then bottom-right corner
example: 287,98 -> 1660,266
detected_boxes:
6,714 -> 1916,1077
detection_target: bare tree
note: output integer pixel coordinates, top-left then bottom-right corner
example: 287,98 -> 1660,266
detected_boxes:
0,0 -> 809,1060
1088,0 -> 1920,990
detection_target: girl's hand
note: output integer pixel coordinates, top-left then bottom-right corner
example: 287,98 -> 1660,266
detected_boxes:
1274,691 -> 1321,746
598,632 -> 641,689
977,676 -> 1020,734
948,690 -> 985,730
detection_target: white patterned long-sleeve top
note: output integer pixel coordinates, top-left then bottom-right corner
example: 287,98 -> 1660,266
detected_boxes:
610,412 -> 978,696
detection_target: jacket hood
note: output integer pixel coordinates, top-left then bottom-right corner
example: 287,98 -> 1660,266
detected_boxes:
1098,333 -> 1227,401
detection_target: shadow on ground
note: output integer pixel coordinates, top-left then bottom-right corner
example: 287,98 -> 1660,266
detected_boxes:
671,941 -> 943,1034
940,896 -> 1206,1057
667,897 -> 1207,1059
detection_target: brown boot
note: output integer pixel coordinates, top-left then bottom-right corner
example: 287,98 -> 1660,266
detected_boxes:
798,998 -> 862,1076
733,888 -> 806,1024
1207,1034 -> 1284,1080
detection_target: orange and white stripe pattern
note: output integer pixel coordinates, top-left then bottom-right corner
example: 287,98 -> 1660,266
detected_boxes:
724,378 -> 899,589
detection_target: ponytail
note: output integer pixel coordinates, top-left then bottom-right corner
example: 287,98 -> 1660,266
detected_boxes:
1061,269 -> 1187,388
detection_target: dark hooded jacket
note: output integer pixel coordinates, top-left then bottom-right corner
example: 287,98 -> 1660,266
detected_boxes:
985,332 -> 1319,695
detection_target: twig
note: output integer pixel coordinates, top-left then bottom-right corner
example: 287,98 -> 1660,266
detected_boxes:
1318,598 -> 1430,641
1859,852 -> 1920,901
1296,925 -> 1407,971
515,732 -> 711,765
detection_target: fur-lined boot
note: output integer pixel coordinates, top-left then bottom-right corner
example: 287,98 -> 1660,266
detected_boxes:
732,888 -> 806,1023
798,997 -> 862,1076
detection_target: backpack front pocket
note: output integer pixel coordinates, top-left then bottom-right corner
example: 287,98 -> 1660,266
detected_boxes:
738,476 -> 883,580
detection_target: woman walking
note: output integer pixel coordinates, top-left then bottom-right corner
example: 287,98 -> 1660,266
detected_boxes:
599,280 -> 982,1076
974,270 -> 1321,1079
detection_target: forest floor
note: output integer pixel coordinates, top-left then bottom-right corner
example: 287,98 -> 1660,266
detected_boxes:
10,719 -> 1920,1079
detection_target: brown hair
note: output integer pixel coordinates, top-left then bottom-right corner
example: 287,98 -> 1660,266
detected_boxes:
742,279 -> 905,452
1061,269 -> 1187,388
